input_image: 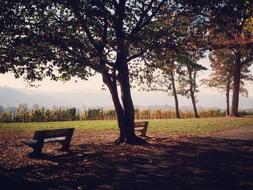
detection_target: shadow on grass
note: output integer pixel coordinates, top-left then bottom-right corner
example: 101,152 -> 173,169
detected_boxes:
1,137 -> 253,190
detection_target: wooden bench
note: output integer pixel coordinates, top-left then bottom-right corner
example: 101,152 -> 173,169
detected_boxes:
134,121 -> 149,137
22,128 -> 74,155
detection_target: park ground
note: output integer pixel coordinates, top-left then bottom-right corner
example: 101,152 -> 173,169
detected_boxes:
0,117 -> 253,189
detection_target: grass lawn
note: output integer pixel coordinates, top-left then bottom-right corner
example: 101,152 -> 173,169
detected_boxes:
0,116 -> 253,136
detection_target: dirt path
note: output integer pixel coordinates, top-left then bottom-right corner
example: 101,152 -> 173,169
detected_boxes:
210,125 -> 253,140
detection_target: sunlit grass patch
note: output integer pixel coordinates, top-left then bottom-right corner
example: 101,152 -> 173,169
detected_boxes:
0,117 -> 253,136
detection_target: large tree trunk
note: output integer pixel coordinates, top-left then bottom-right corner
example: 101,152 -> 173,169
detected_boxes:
102,74 -> 125,140
170,71 -> 180,118
102,72 -> 146,145
225,77 -> 231,117
230,53 -> 242,117
118,63 -> 146,144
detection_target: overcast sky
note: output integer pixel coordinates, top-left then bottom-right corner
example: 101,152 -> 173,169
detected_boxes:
0,57 -> 252,109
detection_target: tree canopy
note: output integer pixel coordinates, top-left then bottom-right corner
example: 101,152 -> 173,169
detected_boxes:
1,0 -> 188,144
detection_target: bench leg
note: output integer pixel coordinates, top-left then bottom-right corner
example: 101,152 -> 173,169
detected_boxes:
61,144 -> 70,151
141,129 -> 147,137
60,133 -> 73,151
141,124 -> 148,137
61,140 -> 71,151
32,144 -> 43,155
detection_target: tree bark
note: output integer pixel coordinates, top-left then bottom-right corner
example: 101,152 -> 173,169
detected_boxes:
188,67 -> 199,118
190,91 -> 199,118
118,63 -> 146,144
225,77 -> 231,117
102,74 -> 125,142
170,71 -> 180,118
230,52 -> 242,117
107,3 -> 146,144
102,71 -> 146,145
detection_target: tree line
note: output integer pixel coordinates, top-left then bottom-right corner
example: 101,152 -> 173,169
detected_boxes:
0,1 -> 252,144
0,104 -> 227,123
141,48 -> 253,119
0,104 -> 79,122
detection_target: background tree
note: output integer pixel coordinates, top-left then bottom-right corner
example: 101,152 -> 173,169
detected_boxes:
140,50 -> 181,118
201,49 -> 253,116
137,8 -> 208,119
206,0 -> 253,117
178,0 -> 253,116
177,53 -> 206,118
15,104 -> 29,122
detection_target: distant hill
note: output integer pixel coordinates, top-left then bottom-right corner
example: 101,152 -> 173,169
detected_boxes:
0,86 -> 253,110
0,86 -> 57,107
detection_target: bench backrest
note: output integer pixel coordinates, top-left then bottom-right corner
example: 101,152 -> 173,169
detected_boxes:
134,121 -> 149,136
134,121 -> 148,128
33,128 -> 74,140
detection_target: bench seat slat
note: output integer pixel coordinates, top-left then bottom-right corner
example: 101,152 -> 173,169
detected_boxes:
44,137 -> 66,143
135,127 -> 145,130
22,137 -> 66,145
135,123 -> 147,126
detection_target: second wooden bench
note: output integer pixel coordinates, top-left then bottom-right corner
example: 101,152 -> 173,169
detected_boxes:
134,121 -> 149,137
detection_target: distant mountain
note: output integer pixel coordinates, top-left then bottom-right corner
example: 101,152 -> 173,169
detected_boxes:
0,86 -> 112,108
0,86 -> 253,110
0,86 -> 57,107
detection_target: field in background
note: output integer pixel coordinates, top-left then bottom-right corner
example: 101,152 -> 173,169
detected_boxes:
1,117 -> 253,136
